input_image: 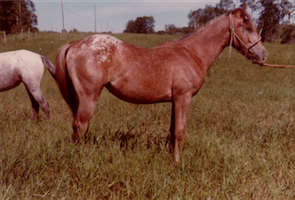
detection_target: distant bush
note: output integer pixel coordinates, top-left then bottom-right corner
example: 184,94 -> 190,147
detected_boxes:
124,16 -> 155,34
280,24 -> 295,44
69,28 -> 78,34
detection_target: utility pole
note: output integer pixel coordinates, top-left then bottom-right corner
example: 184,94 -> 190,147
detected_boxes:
61,0 -> 65,33
94,5 -> 96,33
18,0 -> 21,31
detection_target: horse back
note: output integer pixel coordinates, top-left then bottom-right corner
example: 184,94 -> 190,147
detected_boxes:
0,50 -> 44,91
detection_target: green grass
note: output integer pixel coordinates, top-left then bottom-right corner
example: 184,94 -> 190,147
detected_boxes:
1,32 -> 295,199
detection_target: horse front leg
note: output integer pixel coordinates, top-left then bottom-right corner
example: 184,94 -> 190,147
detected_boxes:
169,101 -> 175,151
171,93 -> 192,163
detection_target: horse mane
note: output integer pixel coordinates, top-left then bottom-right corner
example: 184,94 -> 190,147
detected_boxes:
179,13 -> 227,41
179,6 -> 252,41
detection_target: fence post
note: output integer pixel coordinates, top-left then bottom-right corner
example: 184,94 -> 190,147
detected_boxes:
28,28 -> 30,38
4,31 -> 6,45
21,29 -> 23,40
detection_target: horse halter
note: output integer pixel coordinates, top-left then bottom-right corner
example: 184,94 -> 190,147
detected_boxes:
228,13 -> 262,59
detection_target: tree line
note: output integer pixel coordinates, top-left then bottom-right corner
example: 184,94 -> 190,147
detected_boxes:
124,0 -> 295,44
1,0 -> 294,44
0,0 -> 37,34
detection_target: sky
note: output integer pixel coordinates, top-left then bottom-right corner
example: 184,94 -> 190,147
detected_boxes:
34,0 -> 243,33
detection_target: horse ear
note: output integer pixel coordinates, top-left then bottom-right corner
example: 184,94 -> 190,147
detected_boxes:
241,2 -> 249,13
235,2 -> 248,18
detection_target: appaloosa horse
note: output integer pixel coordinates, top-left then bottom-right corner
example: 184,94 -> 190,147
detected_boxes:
0,50 -> 56,122
55,4 -> 267,162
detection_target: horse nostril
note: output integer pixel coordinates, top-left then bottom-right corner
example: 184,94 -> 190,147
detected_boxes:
263,53 -> 267,62
260,51 -> 267,63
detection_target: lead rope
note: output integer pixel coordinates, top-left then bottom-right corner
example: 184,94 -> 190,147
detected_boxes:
262,63 -> 295,68
228,13 -> 234,59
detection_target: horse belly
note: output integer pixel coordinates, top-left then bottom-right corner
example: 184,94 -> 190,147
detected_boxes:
0,67 -> 21,91
106,80 -> 172,104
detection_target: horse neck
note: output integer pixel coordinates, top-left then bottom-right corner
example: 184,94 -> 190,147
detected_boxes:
182,15 -> 231,72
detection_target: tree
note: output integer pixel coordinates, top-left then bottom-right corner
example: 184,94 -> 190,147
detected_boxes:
188,0 -> 234,29
165,24 -> 177,35
239,0 -> 258,13
280,24 -> 295,43
188,5 -> 217,29
124,16 -> 155,34
0,0 -> 38,34
279,0 -> 295,24
0,1 -> 14,33
278,0 -> 295,43
124,20 -> 136,33
217,0 -> 235,11
256,0 -> 285,42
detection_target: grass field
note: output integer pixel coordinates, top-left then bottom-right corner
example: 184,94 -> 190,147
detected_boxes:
1,32 -> 295,199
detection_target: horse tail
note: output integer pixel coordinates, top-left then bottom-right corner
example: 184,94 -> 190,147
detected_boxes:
41,56 -> 56,80
55,43 -> 79,116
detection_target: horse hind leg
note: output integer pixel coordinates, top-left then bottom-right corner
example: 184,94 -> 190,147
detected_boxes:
72,97 -> 97,144
71,80 -> 106,145
26,89 -> 50,122
27,91 -> 40,122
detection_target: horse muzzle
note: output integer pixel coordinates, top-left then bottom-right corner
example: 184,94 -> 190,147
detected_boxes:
247,44 -> 267,65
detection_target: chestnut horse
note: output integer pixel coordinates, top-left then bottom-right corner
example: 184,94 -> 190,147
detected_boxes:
55,4 -> 267,162
0,50 -> 56,122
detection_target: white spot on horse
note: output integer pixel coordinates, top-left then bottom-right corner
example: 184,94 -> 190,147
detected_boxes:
90,34 -> 123,63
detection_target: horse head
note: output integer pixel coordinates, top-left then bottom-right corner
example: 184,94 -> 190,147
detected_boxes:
228,3 -> 267,64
